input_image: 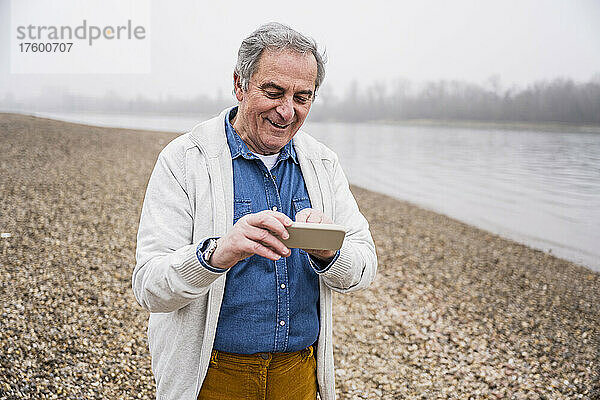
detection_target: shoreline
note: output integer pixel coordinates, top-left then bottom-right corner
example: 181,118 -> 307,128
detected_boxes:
1,113 -> 598,398
4,109 -> 600,134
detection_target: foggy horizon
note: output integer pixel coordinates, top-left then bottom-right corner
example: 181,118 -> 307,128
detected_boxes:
4,75 -> 599,126
3,72 -> 600,103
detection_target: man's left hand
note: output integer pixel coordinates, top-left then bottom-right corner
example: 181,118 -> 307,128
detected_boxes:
294,208 -> 337,263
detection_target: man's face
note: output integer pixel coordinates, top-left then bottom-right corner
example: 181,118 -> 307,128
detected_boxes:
233,48 -> 318,155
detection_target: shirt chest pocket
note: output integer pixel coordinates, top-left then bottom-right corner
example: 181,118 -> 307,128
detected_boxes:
233,199 -> 252,224
292,197 -> 312,218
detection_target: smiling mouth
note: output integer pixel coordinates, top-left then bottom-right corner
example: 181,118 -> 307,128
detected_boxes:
266,118 -> 291,129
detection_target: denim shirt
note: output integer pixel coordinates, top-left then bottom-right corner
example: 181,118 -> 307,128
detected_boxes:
199,107 -> 322,354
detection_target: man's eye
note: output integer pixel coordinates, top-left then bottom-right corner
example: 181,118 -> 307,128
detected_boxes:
265,91 -> 283,98
295,95 -> 310,104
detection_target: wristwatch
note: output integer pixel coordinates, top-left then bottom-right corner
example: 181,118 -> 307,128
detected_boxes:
202,238 -> 218,264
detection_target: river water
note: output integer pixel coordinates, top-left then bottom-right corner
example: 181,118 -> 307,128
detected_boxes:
31,111 -> 600,271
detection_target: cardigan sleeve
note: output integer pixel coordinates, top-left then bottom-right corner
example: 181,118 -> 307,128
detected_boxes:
314,154 -> 378,293
132,140 -> 225,313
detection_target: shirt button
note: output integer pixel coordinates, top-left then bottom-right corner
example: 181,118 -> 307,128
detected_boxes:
280,283 -> 286,289
272,206 -> 278,211
279,320 -> 285,326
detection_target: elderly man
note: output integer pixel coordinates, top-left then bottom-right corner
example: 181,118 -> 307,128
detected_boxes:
133,22 -> 377,400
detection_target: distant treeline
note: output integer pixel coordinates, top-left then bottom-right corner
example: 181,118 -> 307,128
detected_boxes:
2,77 -> 599,125
310,77 -> 600,125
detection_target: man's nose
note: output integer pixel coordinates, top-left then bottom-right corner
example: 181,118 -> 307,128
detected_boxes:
276,97 -> 294,122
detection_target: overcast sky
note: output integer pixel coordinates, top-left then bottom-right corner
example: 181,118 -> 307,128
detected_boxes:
1,0 -> 599,102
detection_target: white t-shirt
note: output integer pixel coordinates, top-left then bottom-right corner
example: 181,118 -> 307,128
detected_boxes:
255,152 -> 280,171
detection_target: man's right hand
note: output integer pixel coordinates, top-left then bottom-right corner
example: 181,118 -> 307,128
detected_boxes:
208,210 -> 293,270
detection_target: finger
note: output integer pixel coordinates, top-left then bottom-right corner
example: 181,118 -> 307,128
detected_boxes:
244,225 -> 290,257
304,210 -> 334,224
269,210 -> 293,226
242,237 -> 285,261
295,208 -> 311,223
306,212 -> 323,223
246,212 -> 291,239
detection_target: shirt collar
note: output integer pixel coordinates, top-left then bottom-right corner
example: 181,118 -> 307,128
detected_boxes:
225,107 -> 298,164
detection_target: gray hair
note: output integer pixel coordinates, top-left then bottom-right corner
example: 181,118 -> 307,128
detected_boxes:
234,22 -> 327,94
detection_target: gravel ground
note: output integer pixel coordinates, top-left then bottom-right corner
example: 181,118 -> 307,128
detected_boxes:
1,113 -> 598,399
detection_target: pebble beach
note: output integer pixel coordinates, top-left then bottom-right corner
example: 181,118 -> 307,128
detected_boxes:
1,113 -> 598,399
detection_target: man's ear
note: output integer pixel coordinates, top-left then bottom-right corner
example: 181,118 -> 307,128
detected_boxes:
233,73 -> 244,102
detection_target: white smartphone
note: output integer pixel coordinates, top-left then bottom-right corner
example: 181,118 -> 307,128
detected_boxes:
278,222 -> 346,251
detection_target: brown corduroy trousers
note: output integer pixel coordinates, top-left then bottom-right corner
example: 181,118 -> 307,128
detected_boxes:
197,346 -> 318,400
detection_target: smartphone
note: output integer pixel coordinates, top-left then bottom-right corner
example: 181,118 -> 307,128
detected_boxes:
278,222 -> 346,251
